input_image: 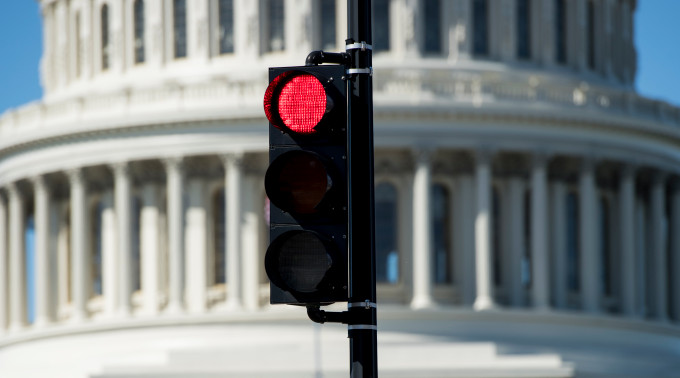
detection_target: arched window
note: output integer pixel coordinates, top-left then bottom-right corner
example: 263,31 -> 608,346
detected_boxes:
218,0 -> 234,54
432,183 -> 451,284
25,216 -> 35,324
516,0 -> 531,59
566,191 -> 579,293
472,0 -> 488,56
58,207 -> 72,308
101,4 -> 110,70
375,182 -> 399,283
373,0 -> 390,52
266,0 -> 285,52
423,0 -> 442,54
217,0 -> 234,54
213,187 -> 226,285
91,201 -> 104,296
134,0 -> 145,64
587,0 -> 595,69
320,0 -> 336,51
492,186 -> 501,286
173,0 -> 187,58
132,196 -> 141,292
555,0 -> 567,64
523,189 -> 531,287
599,195 -> 612,298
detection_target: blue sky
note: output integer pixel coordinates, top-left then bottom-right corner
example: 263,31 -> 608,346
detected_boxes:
0,0 -> 678,113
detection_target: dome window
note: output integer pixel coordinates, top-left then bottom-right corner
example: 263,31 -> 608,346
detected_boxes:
218,0 -> 234,54
472,0 -> 489,57
423,0 -> 442,55
373,0 -> 390,52
517,0 -> 531,60
173,0 -> 187,59
265,0 -> 285,53
101,4 -> 110,70
134,0 -> 145,64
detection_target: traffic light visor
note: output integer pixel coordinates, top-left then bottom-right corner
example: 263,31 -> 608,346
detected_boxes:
264,71 -> 328,135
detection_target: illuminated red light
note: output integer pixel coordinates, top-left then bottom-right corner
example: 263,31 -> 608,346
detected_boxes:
264,72 -> 327,135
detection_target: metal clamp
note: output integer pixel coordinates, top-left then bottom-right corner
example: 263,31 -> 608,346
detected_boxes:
348,324 -> 378,331
346,41 -> 373,51
348,300 -> 377,309
346,68 -> 373,76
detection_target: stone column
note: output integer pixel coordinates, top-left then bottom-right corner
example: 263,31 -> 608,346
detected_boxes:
165,158 -> 185,313
79,0 -> 93,79
285,0 -> 313,57
411,149 -> 435,309
241,176 -> 261,311
550,181 -> 567,309
506,177 -> 526,307
531,155 -> 550,310
147,0 -> 165,67
650,173 -> 668,321
110,0 -> 125,73
113,162 -> 133,316
449,0 -> 471,62
223,154 -> 243,309
402,0 -> 419,58
190,0 -> 210,61
8,184 -> 25,331
185,179 -> 208,314
54,0 -> 68,87
474,150 -> 495,310
579,159 -> 600,313
68,169 -> 88,322
0,193 -> 7,334
33,176 -> 52,326
40,4 -> 56,92
140,183 -> 160,315
101,190 -> 118,316
235,0 -> 259,58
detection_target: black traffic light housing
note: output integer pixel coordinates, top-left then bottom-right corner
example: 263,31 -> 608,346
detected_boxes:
264,64 -> 348,305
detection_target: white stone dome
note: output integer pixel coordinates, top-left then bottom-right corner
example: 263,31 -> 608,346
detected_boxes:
0,1 -> 679,377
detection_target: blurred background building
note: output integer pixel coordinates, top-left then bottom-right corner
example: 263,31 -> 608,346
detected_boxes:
0,0 -> 679,377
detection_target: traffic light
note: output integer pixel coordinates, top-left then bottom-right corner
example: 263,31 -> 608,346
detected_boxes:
263,65 -> 348,305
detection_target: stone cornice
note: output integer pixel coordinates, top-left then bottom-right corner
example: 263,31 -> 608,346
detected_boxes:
2,69 -> 679,154
2,67 -> 680,184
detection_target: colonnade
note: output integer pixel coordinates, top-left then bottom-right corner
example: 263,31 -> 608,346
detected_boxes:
39,0 -> 637,100
1,147 -> 680,337
405,148 -> 680,322
0,153 -> 264,334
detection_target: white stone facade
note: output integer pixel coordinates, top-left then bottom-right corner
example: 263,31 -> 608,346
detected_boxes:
1,0 -> 679,376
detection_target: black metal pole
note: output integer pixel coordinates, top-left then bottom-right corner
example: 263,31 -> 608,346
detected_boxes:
346,1 -> 377,377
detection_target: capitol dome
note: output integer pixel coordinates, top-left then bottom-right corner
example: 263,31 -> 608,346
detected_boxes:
0,0 -> 679,377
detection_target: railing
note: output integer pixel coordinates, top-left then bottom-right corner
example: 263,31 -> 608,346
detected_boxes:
374,68 -> 680,127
